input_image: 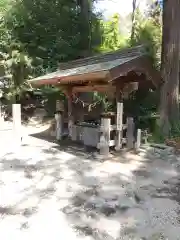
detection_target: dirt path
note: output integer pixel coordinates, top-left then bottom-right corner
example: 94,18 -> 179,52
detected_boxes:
1,126 -> 180,239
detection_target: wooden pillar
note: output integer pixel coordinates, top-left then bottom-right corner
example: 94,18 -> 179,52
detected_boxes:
115,82 -> 123,151
99,118 -> 110,156
71,125 -> 77,141
115,102 -> 123,151
143,130 -> 148,144
67,88 -> 74,138
0,102 -> 3,124
55,113 -> 62,141
12,104 -> 21,145
56,100 -> 61,111
56,99 -> 64,132
135,128 -> 141,152
126,117 -> 134,149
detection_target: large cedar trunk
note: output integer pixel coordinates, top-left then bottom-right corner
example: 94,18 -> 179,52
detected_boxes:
159,0 -> 180,136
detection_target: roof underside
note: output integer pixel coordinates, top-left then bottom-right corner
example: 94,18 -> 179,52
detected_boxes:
29,45 -> 161,87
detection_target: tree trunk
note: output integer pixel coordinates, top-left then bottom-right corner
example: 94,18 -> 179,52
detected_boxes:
159,0 -> 180,136
78,0 -> 92,57
130,0 -> 137,42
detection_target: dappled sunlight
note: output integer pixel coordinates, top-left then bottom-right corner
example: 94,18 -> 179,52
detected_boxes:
1,137 -> 180,239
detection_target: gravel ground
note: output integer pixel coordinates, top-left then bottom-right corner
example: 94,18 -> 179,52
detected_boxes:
1,123 -> 180,239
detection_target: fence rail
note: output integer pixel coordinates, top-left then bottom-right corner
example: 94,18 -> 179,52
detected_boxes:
54,101 -> 142,156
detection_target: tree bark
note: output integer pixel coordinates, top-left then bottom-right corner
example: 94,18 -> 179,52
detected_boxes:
130,0 -> 137,42
78,0 -> 92,57
159,0 -> 180,136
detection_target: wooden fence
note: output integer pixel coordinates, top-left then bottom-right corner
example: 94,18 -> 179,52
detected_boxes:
54,101 -> 142,156
97,102 -> 141,155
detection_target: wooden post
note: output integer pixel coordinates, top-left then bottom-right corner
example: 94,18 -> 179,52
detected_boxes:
115,82 -> 124,151
135,129 -> 141,152
12,104 -> 21,145
56,100 -> 60,111
56,100 -> 64,112
55,113 -> 62,141
115,102 -> 123,151
67,88 -> 74,138
126,117 -> 134,149
99,118 -> 110,156
71,125 -> 77,141
0,103 -> 3,124
144,130 -> 148,144
50,119 -> 56,137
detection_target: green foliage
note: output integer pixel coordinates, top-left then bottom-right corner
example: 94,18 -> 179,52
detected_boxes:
0,0 -> 164,140
0,0 -> 103,103
41,86 -> 65,116
0,0 -> 12,50
124,88 -> 159,133
148,0 -> 162,26
125,4 -> 162,140
0,41 -> 42,102
169,122 -> 180,139
149,121 -> 180,144
5,0 -> 78,70
149,127 -> 165,143
92,14 -> 128,107
125,89 -> 158,117
93,92 -> 113,112
4,0 -> 102,71
99,14 -> 128,53
93,7 -> 162,121
130,7 -> 162,68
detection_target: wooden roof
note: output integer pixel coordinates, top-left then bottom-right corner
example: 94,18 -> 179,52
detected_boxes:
29,45 -> 161,88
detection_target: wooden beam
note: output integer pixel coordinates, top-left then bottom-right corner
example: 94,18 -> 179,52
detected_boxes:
122,82 -> 139,99
110,56 -> 161,87
72,85 -> 116,93
58,71 -> 109,85
112,73 -> 146,85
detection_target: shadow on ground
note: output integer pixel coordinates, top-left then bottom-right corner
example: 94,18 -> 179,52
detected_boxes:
1,134 -> 180,239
